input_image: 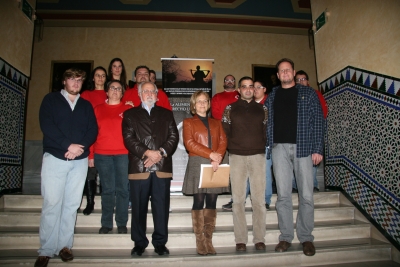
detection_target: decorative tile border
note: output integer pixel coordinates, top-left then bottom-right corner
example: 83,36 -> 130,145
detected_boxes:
0,57 -> 27,194
324,67 -> 400,249
319,66 -> 400,98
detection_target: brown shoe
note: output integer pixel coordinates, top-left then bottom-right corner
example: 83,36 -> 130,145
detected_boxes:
34,256 -> 50,267
275,241 -> 291,252
236,243 -> 246,251
59,247 -> 74,262
302,241 -> 316,256
255,242 -> 266,250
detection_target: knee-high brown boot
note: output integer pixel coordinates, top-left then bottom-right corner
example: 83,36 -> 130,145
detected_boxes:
203,209 -> 217,255
191,210 -> 207,255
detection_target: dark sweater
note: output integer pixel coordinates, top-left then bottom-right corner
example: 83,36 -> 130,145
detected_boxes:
221,99 -> 267,155
39,91 -> 98,160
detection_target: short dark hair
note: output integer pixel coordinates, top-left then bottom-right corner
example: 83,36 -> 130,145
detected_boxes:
223,74 -> 235,82
134,65 -> 150,76
238,76 -> 253,87
295,70 -> 309,80
105,80 -> 125,94
149,69 -> 156,76
276,58 -> 294,71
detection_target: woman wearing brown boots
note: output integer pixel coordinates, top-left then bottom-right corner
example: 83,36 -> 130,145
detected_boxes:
182,90 -> 229,255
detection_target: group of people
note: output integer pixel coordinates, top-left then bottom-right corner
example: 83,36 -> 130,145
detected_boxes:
34,57 -> 325,267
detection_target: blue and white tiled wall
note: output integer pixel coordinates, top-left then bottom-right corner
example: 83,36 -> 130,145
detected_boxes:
322,66 -> 400,249
0,57 -> 28,194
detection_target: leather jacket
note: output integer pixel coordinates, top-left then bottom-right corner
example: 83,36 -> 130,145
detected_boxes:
122,105 -> 178,179
183,114 -> 227,159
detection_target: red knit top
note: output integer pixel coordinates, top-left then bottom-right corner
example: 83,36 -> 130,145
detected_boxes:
211,90 -> 240,120
80,89 -> 107,108
89,102 -> 131,159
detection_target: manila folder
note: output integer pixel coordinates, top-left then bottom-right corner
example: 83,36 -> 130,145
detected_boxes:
198,164 -> 230,188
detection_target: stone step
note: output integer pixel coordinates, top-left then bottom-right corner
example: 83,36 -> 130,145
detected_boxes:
0,238 -> 392,267
0,220 -> 371,250
0,205 -> 355,228
1,191 -> 341,210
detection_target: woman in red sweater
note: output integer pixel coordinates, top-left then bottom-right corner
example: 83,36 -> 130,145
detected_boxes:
79,66 -> 108,215
90,80 -> 131,234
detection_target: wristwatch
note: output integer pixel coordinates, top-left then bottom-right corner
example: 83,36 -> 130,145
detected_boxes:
159,148 -> 167,157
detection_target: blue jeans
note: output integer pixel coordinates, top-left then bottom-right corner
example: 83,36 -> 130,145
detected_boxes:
38,153 -> 88,257
265,147 -> 273,205
94,154 -> 129,228
272,144 -> 314,243
292,165 -> 318,189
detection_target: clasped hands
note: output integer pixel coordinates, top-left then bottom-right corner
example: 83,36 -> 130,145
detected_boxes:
210,152 -> 222,172
64,144 -> 84,160
144,150 -> 163,168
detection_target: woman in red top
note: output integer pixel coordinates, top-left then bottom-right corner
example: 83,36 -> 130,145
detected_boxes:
79,66 -> 108,215
91,80 -> 131,234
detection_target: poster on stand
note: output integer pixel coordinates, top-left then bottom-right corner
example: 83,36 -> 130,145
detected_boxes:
161,58 -> 214,192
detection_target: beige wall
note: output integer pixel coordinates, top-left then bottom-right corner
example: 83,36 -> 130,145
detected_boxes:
311,0 -> 400,82
27,27 -> 316,140
0,0 -> 35,76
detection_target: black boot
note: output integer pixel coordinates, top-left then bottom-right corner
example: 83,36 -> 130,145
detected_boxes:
83,179 -> 96,215
83,167 -> 97,215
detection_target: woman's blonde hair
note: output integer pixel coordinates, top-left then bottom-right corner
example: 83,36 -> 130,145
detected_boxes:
189,90 -> 210,115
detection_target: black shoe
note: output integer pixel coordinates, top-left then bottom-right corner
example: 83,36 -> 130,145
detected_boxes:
59,247 -> 74,262
222,201 -> 233,211
34,256 -> 50,267
313,187 -> 320,192
118,226 -> 127,234
98,226 -> 112,234
265,203 -> 270,210
154,245 -> 169,255
292,188 -> 298,193
131,246 -> 145,256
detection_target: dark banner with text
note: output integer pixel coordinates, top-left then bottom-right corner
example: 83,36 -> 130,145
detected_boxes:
161,58 -> 214,192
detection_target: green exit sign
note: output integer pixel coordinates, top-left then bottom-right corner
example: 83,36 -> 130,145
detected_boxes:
22,0 -> 34,21
315,11 -> 326,32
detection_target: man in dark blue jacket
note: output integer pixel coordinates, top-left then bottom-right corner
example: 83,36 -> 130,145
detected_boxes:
35,68 -> 98,267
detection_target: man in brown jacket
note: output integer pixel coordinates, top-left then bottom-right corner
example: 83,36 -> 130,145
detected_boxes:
122,82 -> 178,256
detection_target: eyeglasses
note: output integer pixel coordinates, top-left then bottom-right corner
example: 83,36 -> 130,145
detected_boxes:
142,90 -> 157,95
196,100 -> 209,104
296,78 -> 308,82
279,69 -> 292,73
240,85 -> 254,89
224,79 -> 235,83
110,86 -> 122,92
254,86 -> 265,90
67,78 -> 83,84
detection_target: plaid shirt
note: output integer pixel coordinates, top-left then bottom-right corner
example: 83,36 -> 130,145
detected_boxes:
265,84 -> 324,159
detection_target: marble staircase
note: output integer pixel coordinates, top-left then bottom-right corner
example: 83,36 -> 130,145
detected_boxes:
0,192 -> 399,267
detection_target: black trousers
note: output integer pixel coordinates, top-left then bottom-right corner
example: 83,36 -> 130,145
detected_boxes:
130,173 -> 171,248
